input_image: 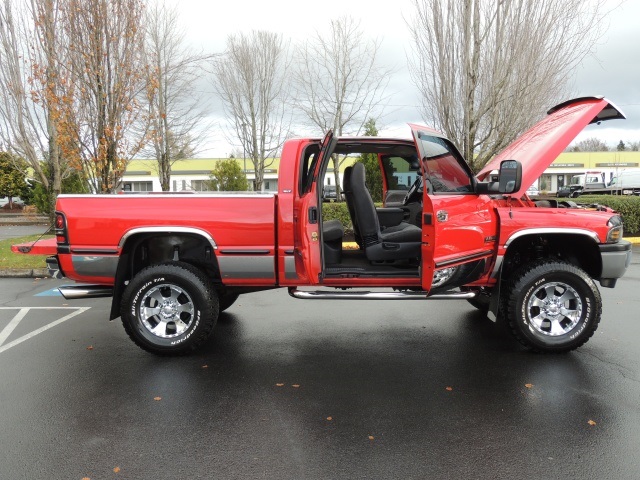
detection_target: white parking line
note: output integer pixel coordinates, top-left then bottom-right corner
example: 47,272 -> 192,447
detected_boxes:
0,308 -> 29,346
0,307 -> 91,354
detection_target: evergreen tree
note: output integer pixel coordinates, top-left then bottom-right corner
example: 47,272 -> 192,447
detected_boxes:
208,159 -> 249,191
0,152 -> 28,208
617,140 -> 626,151
356,118 -> 384,203
28,163 -> 88,215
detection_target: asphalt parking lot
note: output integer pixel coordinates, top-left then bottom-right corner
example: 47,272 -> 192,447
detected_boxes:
1,251 -> 640,479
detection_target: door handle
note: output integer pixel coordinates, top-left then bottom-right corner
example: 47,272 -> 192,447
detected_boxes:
308,207 -> 318,224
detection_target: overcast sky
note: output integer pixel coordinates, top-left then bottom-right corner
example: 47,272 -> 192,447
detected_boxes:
166,0 -> 640,156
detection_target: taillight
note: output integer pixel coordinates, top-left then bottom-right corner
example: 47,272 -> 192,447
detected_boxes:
55,213 -> 65,229
55,211 -> 68,245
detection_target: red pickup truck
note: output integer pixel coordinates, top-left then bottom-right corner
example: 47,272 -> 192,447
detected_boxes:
14,96 -> 633,355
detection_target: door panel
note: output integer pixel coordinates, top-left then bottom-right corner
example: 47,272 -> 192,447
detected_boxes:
411,125 -> 498,291
294,131 -> 335,284
429,195 -> 497,267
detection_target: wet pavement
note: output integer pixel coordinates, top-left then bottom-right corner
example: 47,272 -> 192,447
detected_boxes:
1,259 -> 639,480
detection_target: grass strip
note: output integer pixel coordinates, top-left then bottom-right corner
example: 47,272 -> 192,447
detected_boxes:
0,235 -> 53,269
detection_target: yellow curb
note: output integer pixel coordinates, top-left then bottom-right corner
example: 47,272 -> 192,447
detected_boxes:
626,237 -> 640,245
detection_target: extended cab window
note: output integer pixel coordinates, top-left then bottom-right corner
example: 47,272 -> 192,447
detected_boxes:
300,143 -> 320,194
415,134 -> 473,193
381,156 -> 420,191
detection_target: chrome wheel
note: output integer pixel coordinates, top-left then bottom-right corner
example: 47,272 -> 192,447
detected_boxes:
526,282 -> 582,336
506,261 -> 602,353
121,262 -> 219,356
139,284 -> 195,338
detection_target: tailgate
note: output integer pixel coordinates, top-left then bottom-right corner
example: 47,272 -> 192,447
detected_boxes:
11,237 -> 57,255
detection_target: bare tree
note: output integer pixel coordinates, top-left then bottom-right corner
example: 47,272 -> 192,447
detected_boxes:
0,0 -> 70,217
61,0 -> 147,193
569,137 -> 610,152
408,0 -> 609,172
627,141 -> 640,152
212,31 -> 290,192
294,16 -> 390,193
142,2 -> 213,191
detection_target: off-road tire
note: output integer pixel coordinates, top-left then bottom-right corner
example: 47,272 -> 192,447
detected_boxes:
505,261 -> 601,353
121,262 -> 219,356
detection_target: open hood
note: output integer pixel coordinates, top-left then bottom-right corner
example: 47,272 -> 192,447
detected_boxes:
477,96 -> 625,197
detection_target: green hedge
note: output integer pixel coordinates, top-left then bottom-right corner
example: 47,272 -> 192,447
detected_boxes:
323,195 -> 640,237
322,202 -> 353,234
575,195 -> 640,235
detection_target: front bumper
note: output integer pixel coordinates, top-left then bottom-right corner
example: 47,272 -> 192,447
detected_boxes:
599,240 -> 632,287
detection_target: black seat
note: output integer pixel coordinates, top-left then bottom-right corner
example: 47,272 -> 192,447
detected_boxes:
349,163 -> 421,262
342,166 -> 363,248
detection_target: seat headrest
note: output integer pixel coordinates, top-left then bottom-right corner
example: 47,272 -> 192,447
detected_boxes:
352,162 -> 366,185
343,166 -> 353,192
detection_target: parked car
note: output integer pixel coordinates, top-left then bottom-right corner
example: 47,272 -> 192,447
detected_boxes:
322,185 -> 339,202
526,185 -> 539,196
0,196 -> 25,208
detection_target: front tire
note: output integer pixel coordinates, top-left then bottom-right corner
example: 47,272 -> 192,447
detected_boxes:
505,261 -> 601,353
121,262 -> 219,356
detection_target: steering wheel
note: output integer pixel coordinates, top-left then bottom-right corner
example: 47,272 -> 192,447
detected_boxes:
403,176 -> 423,206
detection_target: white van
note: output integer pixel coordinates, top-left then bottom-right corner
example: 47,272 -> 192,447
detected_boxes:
608,170 -> 640,188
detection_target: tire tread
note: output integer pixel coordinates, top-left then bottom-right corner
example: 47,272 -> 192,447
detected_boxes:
121,262 -> 218,356
504,260 -> 602,353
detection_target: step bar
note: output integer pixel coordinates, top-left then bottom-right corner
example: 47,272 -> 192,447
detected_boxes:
58,285 -> 114,299
288,288 -> 476,300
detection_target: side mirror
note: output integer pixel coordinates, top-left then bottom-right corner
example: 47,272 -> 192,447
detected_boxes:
498,160 -> 522,194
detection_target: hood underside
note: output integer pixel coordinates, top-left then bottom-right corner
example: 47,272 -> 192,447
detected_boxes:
478,96 -> 625,197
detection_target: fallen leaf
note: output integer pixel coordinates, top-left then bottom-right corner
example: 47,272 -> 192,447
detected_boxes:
588,419 -> 597,426
368,435 -> 375,441
82,477 -> 90,480
326,416 -> 333,421
445,386 -> 453,391
154,396 -> 162,401
275,383 -> 284,387
86,346 -> 94,351
292,384 -> 300,388
201,364 -> 208,369
525,383 -> 533,389
113,467 -> 121,473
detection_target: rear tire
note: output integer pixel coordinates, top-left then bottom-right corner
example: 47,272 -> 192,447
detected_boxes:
505,261 -> 601,353
121,262 -> 218,356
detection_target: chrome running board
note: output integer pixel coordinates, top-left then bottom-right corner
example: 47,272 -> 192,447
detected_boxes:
288,288 -> 476,300
59,285 -> 114,299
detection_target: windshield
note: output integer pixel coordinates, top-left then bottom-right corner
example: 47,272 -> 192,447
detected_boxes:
570,175 -> 584,186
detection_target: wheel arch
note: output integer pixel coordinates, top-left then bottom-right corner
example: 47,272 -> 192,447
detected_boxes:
501,231 -> 602,281
109,228 -> 221,320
